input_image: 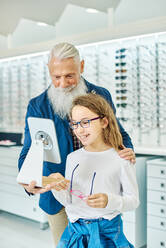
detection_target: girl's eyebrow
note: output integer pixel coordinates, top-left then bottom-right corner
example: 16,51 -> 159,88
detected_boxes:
71,117 -> 91,122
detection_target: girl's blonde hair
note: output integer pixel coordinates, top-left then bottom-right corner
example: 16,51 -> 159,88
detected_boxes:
70,93 -> 123,151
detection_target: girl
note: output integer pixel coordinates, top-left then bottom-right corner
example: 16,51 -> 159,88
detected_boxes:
51,93 -> 139,248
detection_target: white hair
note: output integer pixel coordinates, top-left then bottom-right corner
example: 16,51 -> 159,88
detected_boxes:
48,42 -> 80,64
47,77 -> 88,119
47,78 -> 87,119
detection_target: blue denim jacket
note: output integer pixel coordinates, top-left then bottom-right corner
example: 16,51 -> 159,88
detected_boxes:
18,79 -> 133,214
57,215 -> 134,248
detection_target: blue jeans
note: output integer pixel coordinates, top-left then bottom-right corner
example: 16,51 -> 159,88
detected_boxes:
57,214 -> 134,248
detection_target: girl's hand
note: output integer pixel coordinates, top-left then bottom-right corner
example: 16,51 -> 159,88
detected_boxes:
44,173 -> 70,191
86,193 -> 108,208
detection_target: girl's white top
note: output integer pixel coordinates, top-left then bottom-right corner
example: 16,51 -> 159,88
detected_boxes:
52,147 -> 139,223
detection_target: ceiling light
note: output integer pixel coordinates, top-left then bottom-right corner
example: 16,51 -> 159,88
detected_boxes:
37,22 -> 48,27
86,8 -> 99,14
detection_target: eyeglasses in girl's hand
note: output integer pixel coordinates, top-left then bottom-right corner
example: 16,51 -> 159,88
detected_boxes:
70,189 -> 88,201
70,164 -> 96,203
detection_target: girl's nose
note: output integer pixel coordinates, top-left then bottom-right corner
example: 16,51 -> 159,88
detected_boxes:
76,124 -> 85,133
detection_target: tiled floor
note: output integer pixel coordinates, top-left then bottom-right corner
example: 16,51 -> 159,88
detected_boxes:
0,211 -> 53,248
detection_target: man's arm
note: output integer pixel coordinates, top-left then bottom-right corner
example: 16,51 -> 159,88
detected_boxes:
18,102 -> 44,195
18,103 -> 35,171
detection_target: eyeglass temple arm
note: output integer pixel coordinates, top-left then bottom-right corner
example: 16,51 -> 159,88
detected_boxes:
70,163 -> 79,191
89,172 -> 96,195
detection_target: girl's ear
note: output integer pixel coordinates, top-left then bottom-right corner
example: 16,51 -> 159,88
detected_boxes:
102,117 -> 108,129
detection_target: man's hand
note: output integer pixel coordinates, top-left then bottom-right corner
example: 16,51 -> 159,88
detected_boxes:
20,181 -> 52,194
20,173 -> 70,194
86,193 -> 108,208
118,146 -> 136,164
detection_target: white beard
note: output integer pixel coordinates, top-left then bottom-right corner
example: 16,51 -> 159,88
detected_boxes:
47,78 -> 88,119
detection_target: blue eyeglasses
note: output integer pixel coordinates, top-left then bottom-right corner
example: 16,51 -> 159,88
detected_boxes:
69,116 -> 104,130
70,164 -> 96,202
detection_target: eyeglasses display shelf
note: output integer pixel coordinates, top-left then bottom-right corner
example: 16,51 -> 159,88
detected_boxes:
0,146 -> 48,230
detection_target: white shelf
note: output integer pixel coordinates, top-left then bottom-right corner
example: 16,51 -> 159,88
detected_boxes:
0,147 -> 48,229
135,147 -> 166,156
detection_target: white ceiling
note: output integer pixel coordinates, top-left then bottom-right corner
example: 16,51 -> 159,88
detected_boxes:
1,0 -> 166,52
0,0 -> 120,36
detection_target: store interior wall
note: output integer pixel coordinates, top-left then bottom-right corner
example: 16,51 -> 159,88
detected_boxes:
0,35 -> 7,50
11,4 -> 107,48
114,0 -> 166,25
0,0 -> 166,51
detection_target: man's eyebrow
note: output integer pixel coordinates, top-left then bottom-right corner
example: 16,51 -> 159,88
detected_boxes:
66,73 -> 75,76
52,72 -> 75,76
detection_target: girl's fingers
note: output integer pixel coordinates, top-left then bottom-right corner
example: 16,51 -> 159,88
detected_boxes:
51,179 -> 70,191
45,174 -> 70,190
87,193 -> 108,208
87,193 -> 100,200
87,200 -> 103,208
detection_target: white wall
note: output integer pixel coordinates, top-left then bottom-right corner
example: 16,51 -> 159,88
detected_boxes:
1,0 -> 166,49
0,35 -> 8,50
56,4 -> 107,37
12,19 -> 56,48
114,0 -> 166,25
11,4 -> 107,48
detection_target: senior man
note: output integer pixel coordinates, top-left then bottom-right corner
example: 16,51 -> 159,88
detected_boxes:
18,42 -> 135,247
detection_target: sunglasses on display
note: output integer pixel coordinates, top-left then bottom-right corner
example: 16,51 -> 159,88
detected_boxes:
115,76 -> 127,80
118,117 -> 128,122
115,55 -> 126,59
116,83 -> 127,87
116,89 -> 127,93
115,62 -> 126,67
116,96 -> 127,100
116,48 -> 127,53
115,69 -> 127,73
116,103 -> 127,108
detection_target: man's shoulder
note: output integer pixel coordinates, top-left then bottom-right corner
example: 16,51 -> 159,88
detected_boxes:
26,89 -> 51,117
85,80 -> 112,102
29,89 -> 48,106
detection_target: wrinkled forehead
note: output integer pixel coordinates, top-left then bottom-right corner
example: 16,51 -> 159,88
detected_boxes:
48,57 -> 79,66
48,57 -> 80,72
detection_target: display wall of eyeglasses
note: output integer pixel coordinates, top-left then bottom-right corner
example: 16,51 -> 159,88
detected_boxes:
80,33 -> 166,149
0,54 -> 50,132
0,32 -> 166,149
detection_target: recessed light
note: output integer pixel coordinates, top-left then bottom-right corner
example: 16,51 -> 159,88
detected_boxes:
86,8 -> 99,14
37,22 -> 48,27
